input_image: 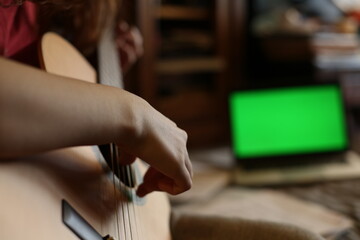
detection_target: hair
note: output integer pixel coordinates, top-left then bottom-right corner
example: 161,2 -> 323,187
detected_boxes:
33,0 -> 123,55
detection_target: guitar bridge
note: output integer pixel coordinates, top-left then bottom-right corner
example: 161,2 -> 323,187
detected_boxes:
62,200 -> 116,240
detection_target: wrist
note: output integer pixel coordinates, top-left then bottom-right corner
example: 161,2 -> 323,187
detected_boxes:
112,90 -> 146,149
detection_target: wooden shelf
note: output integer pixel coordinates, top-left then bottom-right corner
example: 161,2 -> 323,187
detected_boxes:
157,90 -> 220,122
156,5 -> 210,20
156,90 -> 229,147
136,0 -> 234,148
181,118 -> 229,148
156,57 -> 225,74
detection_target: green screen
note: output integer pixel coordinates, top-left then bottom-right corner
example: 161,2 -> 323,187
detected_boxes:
229,85 -> 348,159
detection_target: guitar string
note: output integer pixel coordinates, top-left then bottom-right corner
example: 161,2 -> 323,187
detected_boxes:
116,146 -> 135,240
123,161 -> 138,240
117,149 -> 143,240
110,144 -> 121,240
134,162 -> 144,240
99,147 -> 104,238
113,144 -> 128,240
114,145 -> 127,239
125,162 -> 141,240
120,164 -> 134,240
137,190 -> 144,240
110,143 -> 126,239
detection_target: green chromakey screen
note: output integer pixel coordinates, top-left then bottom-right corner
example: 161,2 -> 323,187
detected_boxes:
229,85 -> 348,159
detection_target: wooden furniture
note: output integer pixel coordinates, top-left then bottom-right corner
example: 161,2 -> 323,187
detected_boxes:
135,0 -> 238,148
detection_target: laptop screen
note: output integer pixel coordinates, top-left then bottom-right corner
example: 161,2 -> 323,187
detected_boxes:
229,84 -> 348,160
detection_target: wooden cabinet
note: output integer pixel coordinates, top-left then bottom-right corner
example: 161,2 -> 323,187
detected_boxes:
134,0 -> 236,148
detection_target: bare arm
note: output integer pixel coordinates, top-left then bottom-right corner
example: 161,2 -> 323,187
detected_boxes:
0,57 -> 192,195
0,57 -> 136,156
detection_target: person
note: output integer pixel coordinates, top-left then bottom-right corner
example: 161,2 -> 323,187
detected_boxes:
0,0 -> 193,197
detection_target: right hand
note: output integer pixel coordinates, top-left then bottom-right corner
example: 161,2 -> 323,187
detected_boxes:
116,97 -> 193,197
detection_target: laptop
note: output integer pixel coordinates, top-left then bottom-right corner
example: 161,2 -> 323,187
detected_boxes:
229,83 -> 360,186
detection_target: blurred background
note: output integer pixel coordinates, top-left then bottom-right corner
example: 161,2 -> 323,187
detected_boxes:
123,0 -> 360,150
120,1 -> 360,238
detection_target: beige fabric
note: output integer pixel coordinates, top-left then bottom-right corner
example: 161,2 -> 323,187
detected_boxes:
171,214 -> 325,240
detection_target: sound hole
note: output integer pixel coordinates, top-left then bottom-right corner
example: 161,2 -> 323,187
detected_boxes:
99,144 -> 136,188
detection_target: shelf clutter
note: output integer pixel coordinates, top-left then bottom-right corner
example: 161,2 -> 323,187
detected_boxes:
136,0 -> 232,148
156,5 -> 210,20
156,57 -> 225,74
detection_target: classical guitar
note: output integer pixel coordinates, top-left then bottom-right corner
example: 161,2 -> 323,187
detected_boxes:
0,32 -> 171,240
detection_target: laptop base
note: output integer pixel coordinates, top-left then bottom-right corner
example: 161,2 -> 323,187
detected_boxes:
233,150 -> 360,186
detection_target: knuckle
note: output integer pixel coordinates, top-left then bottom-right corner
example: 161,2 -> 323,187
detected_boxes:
176,151 -> 188,170
173,181 -> 192,195
182,130 -> 188,140
183,178 -> 192,190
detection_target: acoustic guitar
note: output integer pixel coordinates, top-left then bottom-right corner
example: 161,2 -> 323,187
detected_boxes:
0,32 -> 171,240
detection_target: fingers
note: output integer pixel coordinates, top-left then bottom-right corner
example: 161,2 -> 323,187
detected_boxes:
128,27 -> 144,57
118,44 -> 137,71
128,140 -> 192,198
116,22 -> 144,72
140,118 -> 192,197
136,167 -> 160,197
173,161 -> 193,194
114,95 -> 193,197
116,21 -> 144,58
116,150 -> 192,197
117,21 -> 130,36
136,167 -> 192,197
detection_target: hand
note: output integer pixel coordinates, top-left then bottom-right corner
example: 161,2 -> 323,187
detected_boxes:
116,21 -> 144,73
116,97 -> 193,197
0,58 -> 191,196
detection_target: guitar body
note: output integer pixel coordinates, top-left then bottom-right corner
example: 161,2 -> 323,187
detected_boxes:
0,33 -> 171,240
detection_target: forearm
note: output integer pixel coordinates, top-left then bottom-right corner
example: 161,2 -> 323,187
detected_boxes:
0,58 -> 192,196
0,58 -> 136,158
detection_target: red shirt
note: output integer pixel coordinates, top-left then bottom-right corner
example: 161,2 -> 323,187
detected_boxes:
0,1 -> 39,67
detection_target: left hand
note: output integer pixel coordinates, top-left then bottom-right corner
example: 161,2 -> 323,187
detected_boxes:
116,21 -> 144,73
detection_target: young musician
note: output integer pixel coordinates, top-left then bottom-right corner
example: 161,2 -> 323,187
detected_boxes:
0,0 -> 192,197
